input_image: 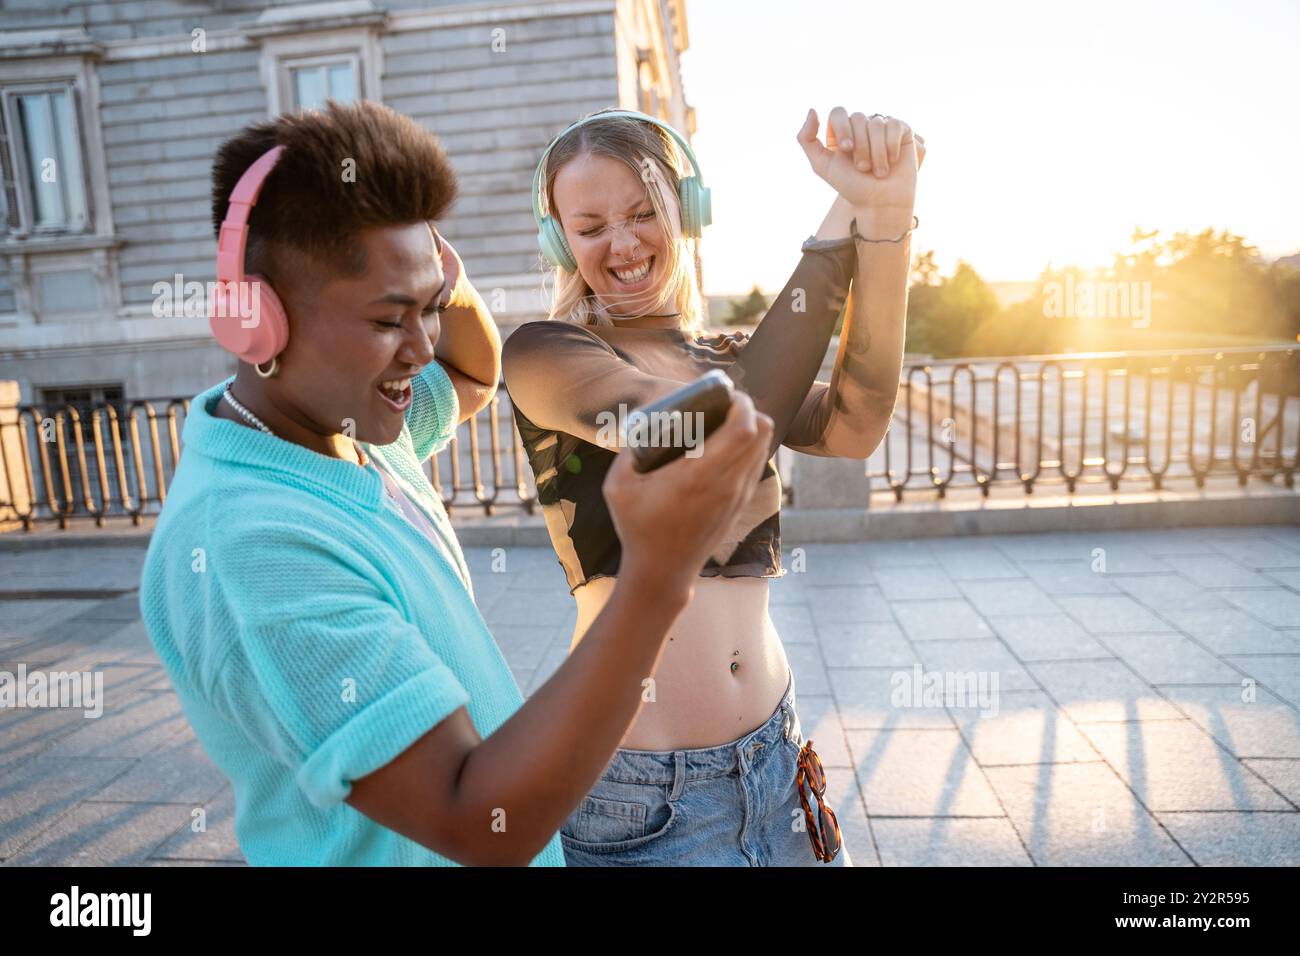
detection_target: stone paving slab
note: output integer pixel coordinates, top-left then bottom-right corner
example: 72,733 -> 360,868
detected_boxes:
1152,812 -> 1300,866
1240,759 -> 1300,805
43,688 -> 190,760
1160,553 -> 1279,589
959,579 -> 1060,617
147,787 -> 243,863
808,585 -> 894,627
0,662 -> 163,766
892,599 -> 996,641
0,600 -> 101,655
1107,573 -> 1232,611
7,612 -> 147,668
1217,588 -> 1300,628
1,523 -> 1297,866
1236,651 -> 1300,707
1158,685 -> 1300,758
816,622 -> 917,668
5,800 -> 196,866
0,548 -> 146,594
872,817 -> 1033,866
982,762 -> 1193,866
931,549 -> 1023,581
1160,606 -> 1300,655
1100,632 -> 1246,684
1018,559 -> 1122,595
787,547 -> 878,585
1053,594 -> 1179,634
1074,720 -> 1294,811
950,690 -> 1100,766
829,669 -> 956,730
870,566 -> 962,601
0,704 -> 96,771
985,613 -> 1114,661
0,755 -> 135,858
913,638 -> 1039,691
1204,535 -> 1300,570
1266,568 -> 1300,590
1025,660 -> 1185,723
90,731 -> 230,806
846,728 -> 1005,816
56,620 -> 163,671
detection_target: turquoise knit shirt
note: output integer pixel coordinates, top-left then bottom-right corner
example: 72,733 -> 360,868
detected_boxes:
139,363 -> 565,867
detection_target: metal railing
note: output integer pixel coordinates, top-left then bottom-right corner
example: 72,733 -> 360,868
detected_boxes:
0,390 -> 543,530
1,345 -> 1296,530
872,345 -> 1299,499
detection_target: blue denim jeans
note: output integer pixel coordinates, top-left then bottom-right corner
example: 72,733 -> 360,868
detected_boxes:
561,671 -> 853,866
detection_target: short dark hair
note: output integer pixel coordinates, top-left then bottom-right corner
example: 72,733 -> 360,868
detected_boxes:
210,100 -> 458,299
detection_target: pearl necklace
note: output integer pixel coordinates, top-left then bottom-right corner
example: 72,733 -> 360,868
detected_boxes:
221,383 -> 370,468
221,384 -> 272,434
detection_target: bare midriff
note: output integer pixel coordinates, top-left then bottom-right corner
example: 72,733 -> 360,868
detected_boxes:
571,574 -> 790,751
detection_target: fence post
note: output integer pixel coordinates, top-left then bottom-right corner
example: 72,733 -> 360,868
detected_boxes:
787,453 -> 871,541
0,380 -> 31,531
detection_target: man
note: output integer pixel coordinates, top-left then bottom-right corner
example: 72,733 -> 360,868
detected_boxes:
139,100 -> 772,866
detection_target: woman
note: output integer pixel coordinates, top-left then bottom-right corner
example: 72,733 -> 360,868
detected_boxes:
502,106 -> 924,865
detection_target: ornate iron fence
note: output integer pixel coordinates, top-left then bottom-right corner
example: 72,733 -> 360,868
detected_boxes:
1,345 -> 1296,530
873,346 -> 1299,499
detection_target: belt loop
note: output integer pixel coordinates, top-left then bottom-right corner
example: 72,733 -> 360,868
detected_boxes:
669,751 -> 686,801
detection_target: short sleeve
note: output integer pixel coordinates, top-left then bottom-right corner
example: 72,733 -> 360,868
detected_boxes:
211,521 -> 470,808
407,358 -> 461,462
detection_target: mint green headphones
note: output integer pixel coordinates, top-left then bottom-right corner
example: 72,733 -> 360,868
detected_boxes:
531,108 -> 712,272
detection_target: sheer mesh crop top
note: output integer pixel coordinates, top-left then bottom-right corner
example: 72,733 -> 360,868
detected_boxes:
503,238 -> 860,595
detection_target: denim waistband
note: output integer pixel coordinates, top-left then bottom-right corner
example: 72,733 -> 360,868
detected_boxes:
595,670 -> 797,788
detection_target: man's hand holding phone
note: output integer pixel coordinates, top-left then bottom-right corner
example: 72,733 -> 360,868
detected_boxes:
603,385 -> 774,600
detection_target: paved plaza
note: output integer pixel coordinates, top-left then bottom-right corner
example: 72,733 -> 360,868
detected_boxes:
2,524 -> 1299,866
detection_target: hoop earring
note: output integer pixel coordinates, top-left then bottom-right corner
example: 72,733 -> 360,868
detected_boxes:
254,356 -> 280,379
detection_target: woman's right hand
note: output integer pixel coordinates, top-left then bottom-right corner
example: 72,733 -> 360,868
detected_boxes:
602,390 -> 774,597
797,107 -> 925,214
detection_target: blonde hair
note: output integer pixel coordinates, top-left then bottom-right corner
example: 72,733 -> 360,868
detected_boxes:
540,110 -> 704,333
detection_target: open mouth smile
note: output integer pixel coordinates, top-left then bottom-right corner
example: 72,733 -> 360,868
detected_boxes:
377,377 -> 412,412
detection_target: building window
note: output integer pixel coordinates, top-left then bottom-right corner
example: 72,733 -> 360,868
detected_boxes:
39,382 -> 126,419
288,56 -> 359,111
250,10 -> 384,119
277,52 -> 363,114
0,82 -> 91,236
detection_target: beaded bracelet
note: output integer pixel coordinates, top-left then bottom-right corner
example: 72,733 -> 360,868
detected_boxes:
850,214 -> 919,244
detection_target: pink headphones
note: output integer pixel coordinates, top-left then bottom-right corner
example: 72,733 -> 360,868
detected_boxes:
209,145 -> 289,367
209,144 -> 461,369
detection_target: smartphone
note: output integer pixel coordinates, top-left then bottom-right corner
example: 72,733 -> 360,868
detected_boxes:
627,369 -> 736,473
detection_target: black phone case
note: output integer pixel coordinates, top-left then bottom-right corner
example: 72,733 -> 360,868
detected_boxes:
628,369 -> 736,473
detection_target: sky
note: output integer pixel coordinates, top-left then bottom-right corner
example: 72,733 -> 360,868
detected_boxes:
679,0 -> 1300,294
